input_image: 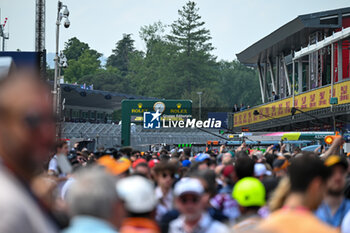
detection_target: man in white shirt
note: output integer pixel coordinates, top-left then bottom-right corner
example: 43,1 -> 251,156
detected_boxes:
169,178 -> 228,233
48,141 -> 69,176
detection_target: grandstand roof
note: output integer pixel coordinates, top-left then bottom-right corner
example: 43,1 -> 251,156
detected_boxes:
59,83 -> 154,110
236,7 -> 350,65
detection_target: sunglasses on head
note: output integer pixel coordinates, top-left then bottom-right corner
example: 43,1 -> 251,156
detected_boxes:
179,195 -> 200,204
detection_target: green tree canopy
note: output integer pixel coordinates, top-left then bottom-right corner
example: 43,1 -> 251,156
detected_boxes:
80,67 -> 134,94
217,60 -> 262,107
165,1 -> 217,99
167,1 -> 214,56
140,21 -> 167,54
64,49 -> 102,83
63,37 -> 90,61
62,37 -> 102,83
106,34 -> 136,75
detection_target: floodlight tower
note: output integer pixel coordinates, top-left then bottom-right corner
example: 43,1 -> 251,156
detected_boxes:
35,0 -> 45,52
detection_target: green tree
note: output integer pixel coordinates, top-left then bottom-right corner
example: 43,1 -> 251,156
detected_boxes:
140,21 -> 167,54
106,34 -> 136,75
63,37 -> 90,61
218,60 -> 261,107
61,37 -> 102,83
128,22 -> 182,98
64,49 -> 102,83
166,1 -> 218,102
80,67 -> 135,94
167,1 -> 214,56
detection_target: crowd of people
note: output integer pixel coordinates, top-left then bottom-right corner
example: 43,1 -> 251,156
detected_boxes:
2,70 -> 350,233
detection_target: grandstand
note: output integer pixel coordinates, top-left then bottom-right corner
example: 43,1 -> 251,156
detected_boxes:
59,83 -> 151,123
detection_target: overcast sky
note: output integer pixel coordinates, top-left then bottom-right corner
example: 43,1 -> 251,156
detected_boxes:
1,0 -> 349,61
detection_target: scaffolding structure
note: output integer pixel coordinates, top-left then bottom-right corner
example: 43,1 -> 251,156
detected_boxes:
35,0 -> 45,52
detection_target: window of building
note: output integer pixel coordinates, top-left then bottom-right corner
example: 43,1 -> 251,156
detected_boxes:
320,15 -> 339,25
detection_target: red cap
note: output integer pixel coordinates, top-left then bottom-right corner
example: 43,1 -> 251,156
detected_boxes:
132,158 -> 147,169
222,165 -> 235,177
148,159 -> 159,168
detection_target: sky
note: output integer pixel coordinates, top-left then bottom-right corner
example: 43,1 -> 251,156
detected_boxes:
1,0 -> 350,61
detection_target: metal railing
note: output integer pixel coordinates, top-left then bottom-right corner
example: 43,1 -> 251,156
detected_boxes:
61,122 -> 225,150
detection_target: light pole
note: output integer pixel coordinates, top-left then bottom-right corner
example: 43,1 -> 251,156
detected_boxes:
54,1 -> 70,138
57,51 -> 67,126
197,91 -> 202,120
58,51 -> 67,80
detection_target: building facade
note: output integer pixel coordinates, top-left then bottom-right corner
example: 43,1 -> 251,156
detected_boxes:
234,7 -> 350,132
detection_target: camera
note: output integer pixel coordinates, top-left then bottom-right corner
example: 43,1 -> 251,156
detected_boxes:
61,61 -> 68,68
64,18 -> 70,28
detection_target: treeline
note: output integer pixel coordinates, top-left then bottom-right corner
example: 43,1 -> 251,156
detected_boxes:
50,1 -> 261,109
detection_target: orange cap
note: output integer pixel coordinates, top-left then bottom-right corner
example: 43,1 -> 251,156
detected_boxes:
97,156 -> 131,175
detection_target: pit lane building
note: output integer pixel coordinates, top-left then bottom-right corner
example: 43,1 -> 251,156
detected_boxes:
234,7 -> 350,132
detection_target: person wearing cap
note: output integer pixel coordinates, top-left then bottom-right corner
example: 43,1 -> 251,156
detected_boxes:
154,162 -> 177,222
195,153 -> 211,170
232,177 -> 266,232
97,156 -> 131,178
182,160 -> 191,168
116,175 -> 160,233
254,163 -> 272,181
315,155 -> 350,228
148,159 -> 160,181
178,160 -> 191,178
133,159 -> 151,179
169,178 -> 228,233
257,154 -> 338,233
273,157 -> 290,178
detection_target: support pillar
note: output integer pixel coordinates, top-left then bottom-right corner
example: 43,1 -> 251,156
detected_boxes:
268,57 -> 276,92
292,60 -> 295,104
257,63 -> 266,103
298,59 -> 303,93
282,54 -> 292,96
275,56 -> 280,95
264,61 -> 268,100
338,40 -> 343,82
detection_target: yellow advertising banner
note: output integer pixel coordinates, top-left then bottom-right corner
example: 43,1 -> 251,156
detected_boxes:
233,80 -> 350,127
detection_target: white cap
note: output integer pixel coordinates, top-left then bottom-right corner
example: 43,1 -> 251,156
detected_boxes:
174,178 -> 204,196
116,176 -> 157,213
254,163 -> 272,177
